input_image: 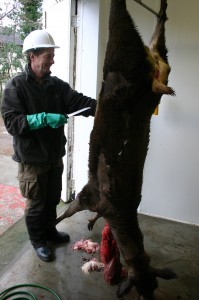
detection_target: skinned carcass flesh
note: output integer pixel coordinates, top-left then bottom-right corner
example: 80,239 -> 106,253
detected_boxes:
100,223 -> 123,285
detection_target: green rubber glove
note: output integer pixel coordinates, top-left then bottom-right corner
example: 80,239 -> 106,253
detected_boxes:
27,112 -> 47,130
27,113 -> 68,130
46,113 -> 68,128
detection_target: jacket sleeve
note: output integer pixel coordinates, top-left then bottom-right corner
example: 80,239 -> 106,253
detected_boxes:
1,79 -> 30,136
58,78 -> 97,117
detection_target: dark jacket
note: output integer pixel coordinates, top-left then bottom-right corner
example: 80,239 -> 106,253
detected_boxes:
1,65 -> 96,164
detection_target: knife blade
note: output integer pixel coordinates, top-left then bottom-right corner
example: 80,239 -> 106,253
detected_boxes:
66,107 -> 91,118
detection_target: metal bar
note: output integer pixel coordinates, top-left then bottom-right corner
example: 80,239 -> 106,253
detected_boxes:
133,0 -> 159,17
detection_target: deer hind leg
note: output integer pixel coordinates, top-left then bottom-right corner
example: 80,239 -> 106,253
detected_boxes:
55,183 -> 100,225
149,0 -> 168,59
149,0 -> 175,95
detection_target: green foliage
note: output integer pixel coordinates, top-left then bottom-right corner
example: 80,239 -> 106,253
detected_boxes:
18,0 -> 43,39
6,0 -> 43,39
0,0 -> 43,107
0,26 -> 24,105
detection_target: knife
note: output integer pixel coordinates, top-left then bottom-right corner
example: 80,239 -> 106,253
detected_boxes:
66,107 -> 91,118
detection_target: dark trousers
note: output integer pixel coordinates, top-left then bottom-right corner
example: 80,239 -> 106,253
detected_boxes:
18,159 -> 64,245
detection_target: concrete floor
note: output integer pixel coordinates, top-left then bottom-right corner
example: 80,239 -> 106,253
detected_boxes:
0,207 -> 199,300
0,157 -> 199,299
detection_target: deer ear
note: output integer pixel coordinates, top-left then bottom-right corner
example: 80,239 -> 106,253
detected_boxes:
153,268 -> 177,280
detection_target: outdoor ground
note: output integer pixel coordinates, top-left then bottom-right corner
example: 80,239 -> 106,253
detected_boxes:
0,116 -> 13,156
0,116 -> 25,235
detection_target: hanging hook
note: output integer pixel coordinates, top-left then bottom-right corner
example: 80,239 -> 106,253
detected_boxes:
133,0 -> 159,17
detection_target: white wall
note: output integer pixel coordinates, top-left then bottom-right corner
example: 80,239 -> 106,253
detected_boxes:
43,0 -> 71,201
73,0 -> 100,194
115,0 -> 199,225
138,0 -> 199,225
75,0 -> 199,225
45,0 -> 199,225
43,0 -> 71,81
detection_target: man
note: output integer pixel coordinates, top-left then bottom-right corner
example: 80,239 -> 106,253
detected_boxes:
1,30 -> 96,262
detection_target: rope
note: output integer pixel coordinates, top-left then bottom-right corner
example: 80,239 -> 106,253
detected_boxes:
133,0 -> 159,17
0,284 -> 62,300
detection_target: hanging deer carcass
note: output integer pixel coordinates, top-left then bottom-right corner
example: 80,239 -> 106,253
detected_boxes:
56,0 -> 176,298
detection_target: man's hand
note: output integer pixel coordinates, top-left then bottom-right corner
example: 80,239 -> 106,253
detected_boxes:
46,113 -> 68,128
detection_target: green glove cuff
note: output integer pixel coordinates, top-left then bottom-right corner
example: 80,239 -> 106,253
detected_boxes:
27,113 -> 47,130
27,113 -> 68,130
46,113 -> 68,128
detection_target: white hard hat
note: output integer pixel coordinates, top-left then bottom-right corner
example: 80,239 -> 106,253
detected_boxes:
22,30 -> 60,53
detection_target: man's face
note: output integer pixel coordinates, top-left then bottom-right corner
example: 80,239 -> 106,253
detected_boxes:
30,48 -> 55,79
